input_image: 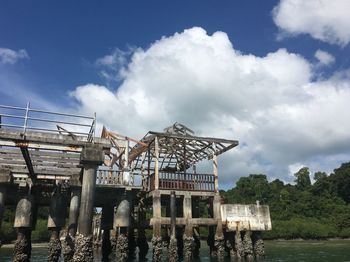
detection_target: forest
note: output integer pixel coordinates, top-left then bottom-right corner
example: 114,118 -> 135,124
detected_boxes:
222,162 -> 350,239
1,162 -> 350,243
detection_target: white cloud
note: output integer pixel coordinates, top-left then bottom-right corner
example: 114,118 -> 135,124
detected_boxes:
71,27 -> 350,188
273,0 -> 350,46
0,48 -> 29,64
314,49 -> 335,66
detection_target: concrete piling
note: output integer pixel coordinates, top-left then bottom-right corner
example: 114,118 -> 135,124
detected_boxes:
115,199 -> 131,261
47,190 -> 67,262
101,205 -> 114,261
253,231 -> 265,258
116,229 -> 128,262
183,193 -> 194,261
152,191 -> 162,262
136,200 -> 149,260
213,195 -> 225,260
13,195 -> 34,262
62,189 -> 80,262
0,186 -> 5,245
243,230 -> 253,260
235,230 -> 244,258
214,224 -> 226,260
168,191 -> 178,262
73,144 -> 103,262
73,165 -> 98,262
192,197 -> 201,259
47,229 -> 61,262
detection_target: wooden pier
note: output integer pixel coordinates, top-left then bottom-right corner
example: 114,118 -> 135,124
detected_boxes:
0,103 -> 270,261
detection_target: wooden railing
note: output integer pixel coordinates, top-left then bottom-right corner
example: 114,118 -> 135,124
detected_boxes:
96,170 -> 123,185
148,172 -> 215,192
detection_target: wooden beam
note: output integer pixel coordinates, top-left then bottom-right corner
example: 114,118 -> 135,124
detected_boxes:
20,147 -> 36,181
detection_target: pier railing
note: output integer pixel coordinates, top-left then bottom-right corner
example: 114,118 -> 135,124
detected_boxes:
148,172 -> 215,192
96,168 -> 142,187
0,103 -> 96,142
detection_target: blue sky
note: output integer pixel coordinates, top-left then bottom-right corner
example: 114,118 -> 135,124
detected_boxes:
1,0 -> 350,188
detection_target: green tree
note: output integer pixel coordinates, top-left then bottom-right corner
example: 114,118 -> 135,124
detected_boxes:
294,167 -> 311,190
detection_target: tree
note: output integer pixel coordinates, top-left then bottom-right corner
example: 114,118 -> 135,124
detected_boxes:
294,167 -> 311,190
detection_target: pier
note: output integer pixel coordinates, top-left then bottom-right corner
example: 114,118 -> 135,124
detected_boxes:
0,103 -> 271,261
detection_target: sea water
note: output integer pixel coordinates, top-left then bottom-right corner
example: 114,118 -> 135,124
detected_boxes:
0,240 -> 349,261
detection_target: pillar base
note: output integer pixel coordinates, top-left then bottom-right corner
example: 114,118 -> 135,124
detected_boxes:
102,230 -> 112,261
183,235 -> 194,261
151,236 -> 163,262
48,229 -> 61,262
243,231 -> 253,259
73,233 -> 93,262
116,233 -> 128,262
253,232 -> 265,258
168,237 -> 178,262
214,234 -> 225,260
235,231 -> 244,258
62,234 -> 75,262
13,228 -> 31,262
137,234 -> 149,260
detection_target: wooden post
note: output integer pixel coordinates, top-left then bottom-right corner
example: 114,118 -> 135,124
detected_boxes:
212,143 -> 219,193
152,190 -> 162,261
154,136 -> 159,190
170,191 -> 176,238
183,193 -> 194,260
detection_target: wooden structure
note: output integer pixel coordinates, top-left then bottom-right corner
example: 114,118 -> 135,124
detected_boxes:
0,103 -> 268,261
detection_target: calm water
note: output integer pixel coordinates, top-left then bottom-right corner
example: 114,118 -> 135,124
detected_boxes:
0,240 -> 349,261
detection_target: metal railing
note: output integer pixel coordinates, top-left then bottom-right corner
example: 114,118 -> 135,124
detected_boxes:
148,172 -> 215,192
0,102 -> 96,142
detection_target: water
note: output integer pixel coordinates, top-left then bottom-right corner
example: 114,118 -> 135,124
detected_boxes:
0,240 -> 349,261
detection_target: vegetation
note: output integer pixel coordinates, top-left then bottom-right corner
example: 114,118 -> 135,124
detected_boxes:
1,163 -> 350,243
0,207 -> 50,244
221,162 -> 350,239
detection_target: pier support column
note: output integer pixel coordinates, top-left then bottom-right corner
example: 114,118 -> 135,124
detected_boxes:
115,199 -> 131,262
151,190 -> 162,262
13,194 -> 34,262
243,230 -> 253,259
73,144 -> 103,262
183,193 -> 194,261
47,191 -> 67,262
207,200 -> 216,256
253,231 -> 265,258
235,230 -> 244,258
192,197 -> 201,258
101,205 -> 114,261
168,191 -> 178,262
213,195 -> 225,260
137,199 -> 149,260
0,185 -> 6,246
62,189 -> 80,262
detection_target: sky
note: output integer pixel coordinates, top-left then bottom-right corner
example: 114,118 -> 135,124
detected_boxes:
1,0 -> 350,189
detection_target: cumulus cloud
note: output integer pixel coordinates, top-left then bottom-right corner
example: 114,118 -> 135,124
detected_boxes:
0,47 -> 29,64
314,49 -> 335,66
273,0 -> 350,46
71,27 -> 350,188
